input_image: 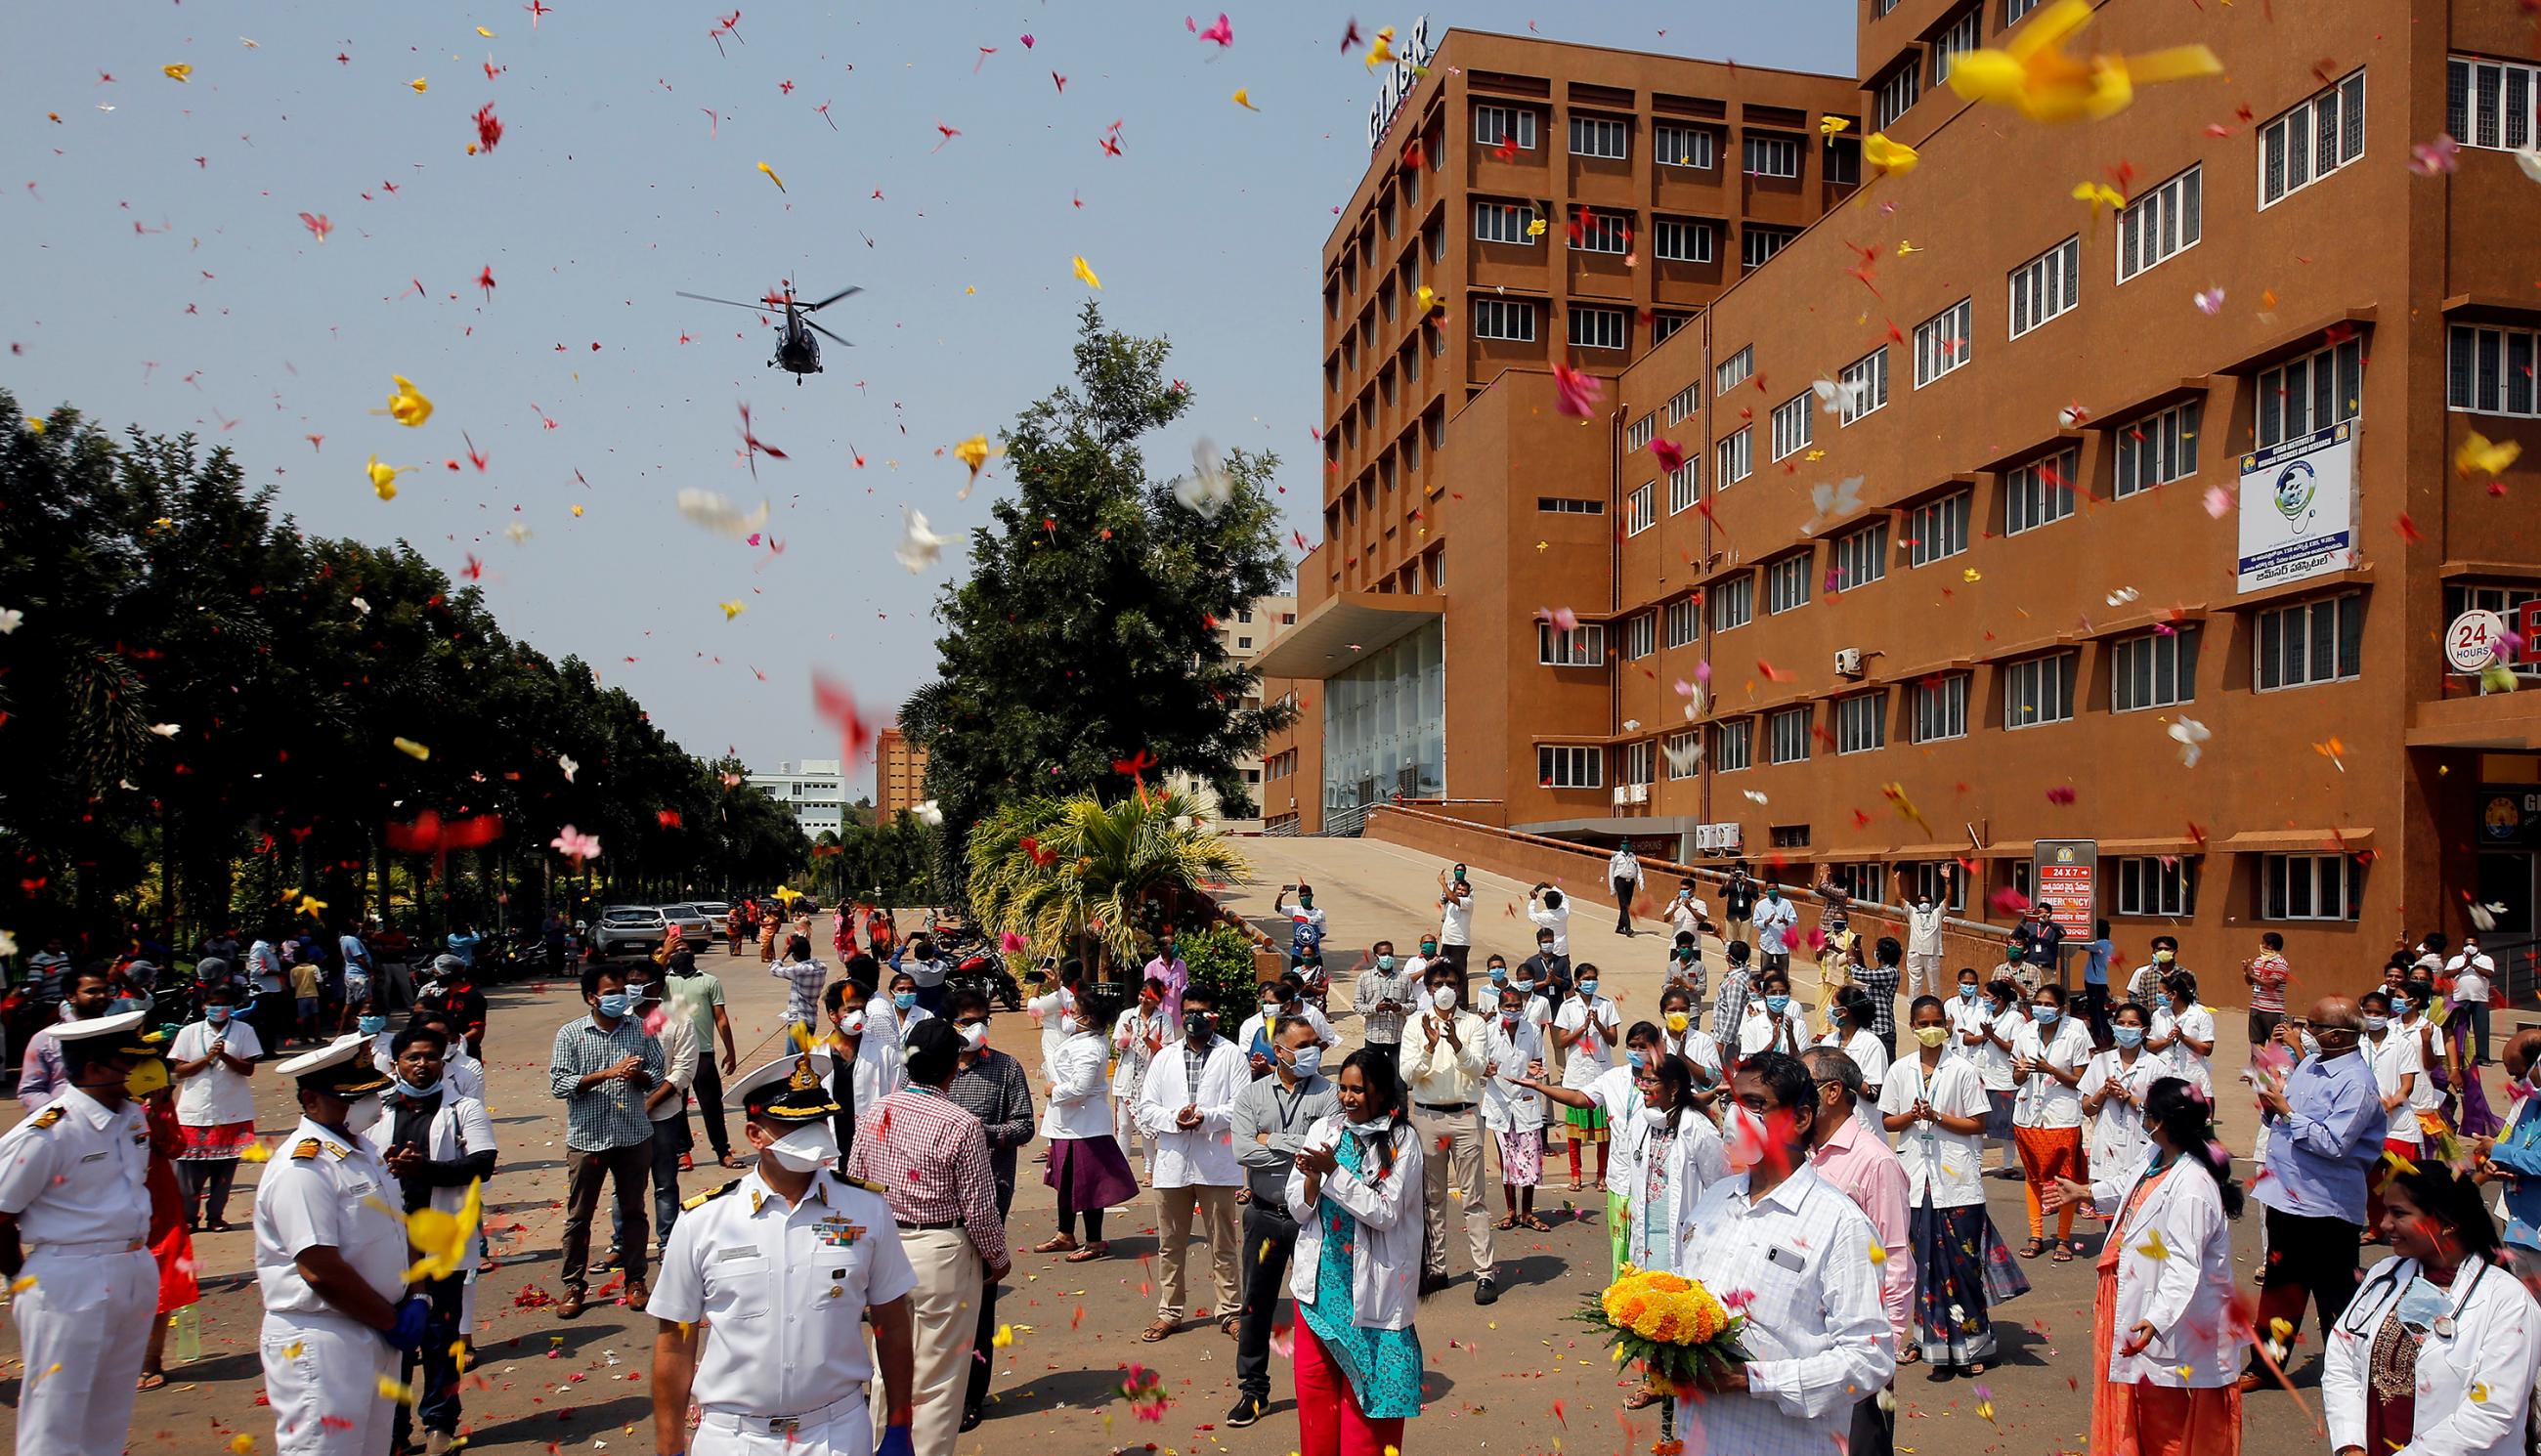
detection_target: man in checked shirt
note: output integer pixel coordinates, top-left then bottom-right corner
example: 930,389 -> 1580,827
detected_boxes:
845,1019 -> 1011,1456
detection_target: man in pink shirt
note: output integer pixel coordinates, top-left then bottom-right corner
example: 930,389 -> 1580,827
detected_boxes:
1802,1047 -> 1912,1456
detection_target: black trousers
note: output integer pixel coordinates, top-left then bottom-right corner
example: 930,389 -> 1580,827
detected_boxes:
1440,943 -> 1472,999
964,1174 -> 1019,1415
1847,1390 -> 1894,1456
1235,1202 -> 1301,1401
690,1043 -> 732,1157
1613,878 -> 1638,931
2251,1204 -> 2363,1370
392,1271 -> 469,1443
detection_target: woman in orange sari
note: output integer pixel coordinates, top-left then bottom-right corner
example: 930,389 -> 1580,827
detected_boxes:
2048,1077 -> 2244,1456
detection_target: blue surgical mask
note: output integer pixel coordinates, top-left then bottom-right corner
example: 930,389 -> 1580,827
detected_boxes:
2033,1006 -> 2060,1024
1376,955 -> 1397,971
1510,978 -> 1534,995
1488,964 -> 1508,983
1578,980 -> 1600,998
1765,995 -> 1790,1014
893,991 -> 916,1010
2390,996 -> 2411,1014
359,1014 -> 387,1035
1288,1046 -> 1323,1080
1958,985 -> 1977,1002
2113,1026 -> 2144,1049
393,1076 -> 443,1100
595,993 -> 631,1018
206,1006 -> 233,1024
1626,1049 -> 1647,1071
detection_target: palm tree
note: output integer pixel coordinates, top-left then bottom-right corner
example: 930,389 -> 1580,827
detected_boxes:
966,789 -> 1247,975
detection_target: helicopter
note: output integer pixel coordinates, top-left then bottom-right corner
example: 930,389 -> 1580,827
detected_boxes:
674,280 -> 861,383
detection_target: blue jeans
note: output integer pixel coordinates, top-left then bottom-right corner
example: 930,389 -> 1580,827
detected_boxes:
613,1115 -> 691,1253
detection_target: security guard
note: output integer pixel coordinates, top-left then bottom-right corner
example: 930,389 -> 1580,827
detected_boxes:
649,1049 -> 919,1456
255,1032 -> 429,1456
0,1010 -> 167,1456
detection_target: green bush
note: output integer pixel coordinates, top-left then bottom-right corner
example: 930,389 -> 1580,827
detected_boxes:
1179,924 -> 1265,1042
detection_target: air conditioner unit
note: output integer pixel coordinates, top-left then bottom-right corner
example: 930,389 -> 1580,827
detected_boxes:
1612,786 -> 1631,807
1628,783 -> 1650,805
1833,647 -> 1865,678
1717,821 -> 1744,850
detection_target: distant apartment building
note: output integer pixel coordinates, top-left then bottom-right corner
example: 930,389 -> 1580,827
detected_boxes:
1219,595 -> 1299,818
748,758 -> 848,837
876,726 -> 929,821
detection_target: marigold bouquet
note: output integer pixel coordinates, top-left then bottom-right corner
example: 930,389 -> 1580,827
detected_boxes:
1569,1264 -> 1749,1390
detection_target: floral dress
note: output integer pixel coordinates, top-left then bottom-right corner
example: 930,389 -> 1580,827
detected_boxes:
1629,1128 -> 1682,1274
1300,1125 -> 1425,1421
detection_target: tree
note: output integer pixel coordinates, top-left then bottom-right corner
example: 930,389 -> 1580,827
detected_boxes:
901,304 -> 1296,898
964,788 -> 1248,975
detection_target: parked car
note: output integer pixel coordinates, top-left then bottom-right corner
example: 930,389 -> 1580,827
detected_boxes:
590,905 -> 668,957
692,901 -> 732,943
657,902 -> 715,949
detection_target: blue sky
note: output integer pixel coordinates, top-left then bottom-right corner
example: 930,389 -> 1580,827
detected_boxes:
1,1 -> 1852,794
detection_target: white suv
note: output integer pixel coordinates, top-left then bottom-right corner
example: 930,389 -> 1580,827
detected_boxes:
590,905 -> 668,956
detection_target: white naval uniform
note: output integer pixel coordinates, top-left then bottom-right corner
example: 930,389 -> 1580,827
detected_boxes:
255,1116 -> 410,1456
0,1089 -> 156,1456
650,1169 -> 919,1456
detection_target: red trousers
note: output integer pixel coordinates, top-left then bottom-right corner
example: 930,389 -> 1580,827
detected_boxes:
1295,1316 -> 1407,1456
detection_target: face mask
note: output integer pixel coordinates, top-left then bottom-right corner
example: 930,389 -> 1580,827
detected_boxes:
2153,950 -> 2175,964
1720,1103 -> 1770,1173
1511,978 -> 1534,995
766,1122 -> 841,1173
2390,997 -> 2411,1014
2033,1006 -> 2061,1024
1958,985 -> 1978,1001
1913,1026 -> 1951,1049
1184,1012 -> 1214,1040
394,1076 -> 443,1100
1298,896 -> 1314,909
1288,1046 -> 1323,1080
206,1006 -> 233,1024
1159,943 -> 1176,959
1376,955 -> 1397,971
1765,995 -> 1790,1015
2113,1026 -> 2145,1049
1431,986 -> 1458,1011
1664,1011 -> 1691,1034
893,992 -> 916,1010
1537,941 -> 1555,956
1500,1009 -> 1520,1028
1261,1000 -> 1283,1017
1578,980 -> 1600,999
346,1092 -> 385,1135
123,1058 -> 170,1097
1642,1105 -> 1673,1131
1488,965 -> 1508,983
595,993 -> 631,1018
359,1014 -> 388,1035
958,1023 -> 988,1051
1349,1115 -> 1393,1137
1056,1014 -> 1079,1036
1420,943 -> 1439,957
1626,1049 -> 1648,1072
839,1009 -> 868,1036
2362,1013 -> 2390,1032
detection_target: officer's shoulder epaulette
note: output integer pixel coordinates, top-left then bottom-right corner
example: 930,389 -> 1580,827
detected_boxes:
28,1106 -> 65,1130
682,1177 -> 743,1212
830,1172 -> 889,1197
290,1137 -> 323,1161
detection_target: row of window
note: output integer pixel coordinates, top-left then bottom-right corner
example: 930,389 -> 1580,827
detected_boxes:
1475,104 -> 1834,180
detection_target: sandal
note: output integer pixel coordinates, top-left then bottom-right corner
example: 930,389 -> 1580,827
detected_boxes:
136,1371 -> 168,1392
1065,1241 -> 1109,1263
717,1153 -> 743,1171
1896,1347 -> 1922,1366
1221,1313 -> 1242,1338
1520,1214 -> 1555,1232
2051,1244 -> 2074,1263
1566,1179 -> 1586,1192
1033,1235 -> 1079,1255
2017,1238 -> 2046,1260
1140,1318 -> 1175,1343
1493,1215 -> 1519,1230
1622,1389 -> 1663,1411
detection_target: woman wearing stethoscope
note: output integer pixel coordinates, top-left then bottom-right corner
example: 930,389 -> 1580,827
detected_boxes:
2321,1163 -> 2541,1456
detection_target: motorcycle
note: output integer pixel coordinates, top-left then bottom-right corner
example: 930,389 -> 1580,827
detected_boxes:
950,948 -> 1022,1012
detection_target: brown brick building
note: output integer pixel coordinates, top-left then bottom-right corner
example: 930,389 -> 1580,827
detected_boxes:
876,725 -> 929,822
1260,5 -> 2541,998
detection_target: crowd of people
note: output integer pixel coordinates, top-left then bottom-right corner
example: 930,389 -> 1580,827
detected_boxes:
4,869 -> 2539,1456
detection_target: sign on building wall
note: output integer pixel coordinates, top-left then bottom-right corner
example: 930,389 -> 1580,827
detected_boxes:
1366,16 -> 1436,151
2479,786 -> 2541,848
2031,838 -> 2096,940
2236,420 -> 2358,595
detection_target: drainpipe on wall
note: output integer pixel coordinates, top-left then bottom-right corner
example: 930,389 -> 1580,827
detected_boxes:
1609,400 -> 1626,774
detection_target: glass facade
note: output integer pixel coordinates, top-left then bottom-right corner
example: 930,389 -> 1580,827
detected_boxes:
1322,621 -> 1445,810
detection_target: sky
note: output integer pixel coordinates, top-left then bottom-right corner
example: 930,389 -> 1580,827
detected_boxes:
1,1 -> 1854,797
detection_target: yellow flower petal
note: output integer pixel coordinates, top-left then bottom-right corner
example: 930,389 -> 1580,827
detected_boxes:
393,737 -> 431,760
1071,254 -> 1102,290
163,64 -> 194,82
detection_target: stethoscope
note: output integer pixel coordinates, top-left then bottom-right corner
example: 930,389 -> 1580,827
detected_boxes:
2339,1256 -> 2494,1345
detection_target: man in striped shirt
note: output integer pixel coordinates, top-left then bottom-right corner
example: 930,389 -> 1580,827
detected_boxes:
547,963 -> 667,1318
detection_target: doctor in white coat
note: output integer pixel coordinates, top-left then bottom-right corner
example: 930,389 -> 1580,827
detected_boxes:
2047,1075 -> 2244,1448
2321,1161 -> 2541,1456
1136,983 -> 1251,1341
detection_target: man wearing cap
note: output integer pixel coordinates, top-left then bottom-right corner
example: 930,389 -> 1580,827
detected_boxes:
0,1009 -> 167,1455
255,1033 -> 427,1455
651,1049 -> 919,1456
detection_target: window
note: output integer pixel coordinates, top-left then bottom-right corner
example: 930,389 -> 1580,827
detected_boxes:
1931,8 -> 1982,85
1768,707 -> 1813,764
1537,495 -> 1606,514
2008,859 -> 2034,904
1835,692 -> 1887,754
2005,0 -> 2044,20
1908,492 -> 1971,566
1473,297 -> 1538,341
1743,226 -> 1798,270
1909,674 -> 1969,743
1875,64 -> 1921,131
1666,382 -> 1701,425
1711,718 -> 1753,772
1665,597 -> 1701,648
1655,218 -> 1715,263
1665,730 -> 1701,779
2004,448 -> 2079,535
1653,312 -> 1692,343
1771,825 -> 1813,849
1743,135 -> 1800,178
2115,401 -> 2203,497
2003,652 -> 2080,729
1625,612 -> 1657,660
2259,334 -> 2364,447
1715,427 -> 1753,486
2448,56 -> 2540,152
1538,745 -> 1603,789
1770,392 -> 1813,461
1618,741 -> 1656,788
2116,857 -> 2197,917
1628,413 -> 1657,451
1236,635 -> 1253,649
2448,323 -> 2540,417
1570,306 -> 1628,351
1839,347 -> 1891,424
1914,298 -> 1974,387
1715,346 -> 1754,395
1766,553 -> 1813,615
1833,520 -> 1889,588
1570,116 -> 1629,158
1537,622 -> 1607,666
1474,105 -> 1537,150
2261,70 -> 2367,207
1828,861 -> 1887,904
1655,124 -> 1716,169
2008,236 -> 2082,339
2264,853 -> 2361,921
1473,200 -> 1540,244
1573,211 -> 1632,253
1824,138 -> 1861,187
2113,625 -> 2202,711
2256,593 -> 2364,690
2117,166 -> 2202,282
1625,482 -> 1656,535
1712,574 -> 1753,632
1905,859 -> 1967,912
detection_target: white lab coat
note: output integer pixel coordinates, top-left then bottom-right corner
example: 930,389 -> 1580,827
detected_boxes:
1285,1113 -> 1425,1330
2324,1255 -> 2541,1456
1039,1029 -> 1115,1140
1480,1017 -> 1546,1135
2085,1157 -> 2239,1388
1110,1006 -> 1161,1101
1614,1105 -> 1730,1261
1136,1036 -> 1250,1188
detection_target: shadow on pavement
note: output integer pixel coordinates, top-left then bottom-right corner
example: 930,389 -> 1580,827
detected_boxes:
463,1392 -> 651,1449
